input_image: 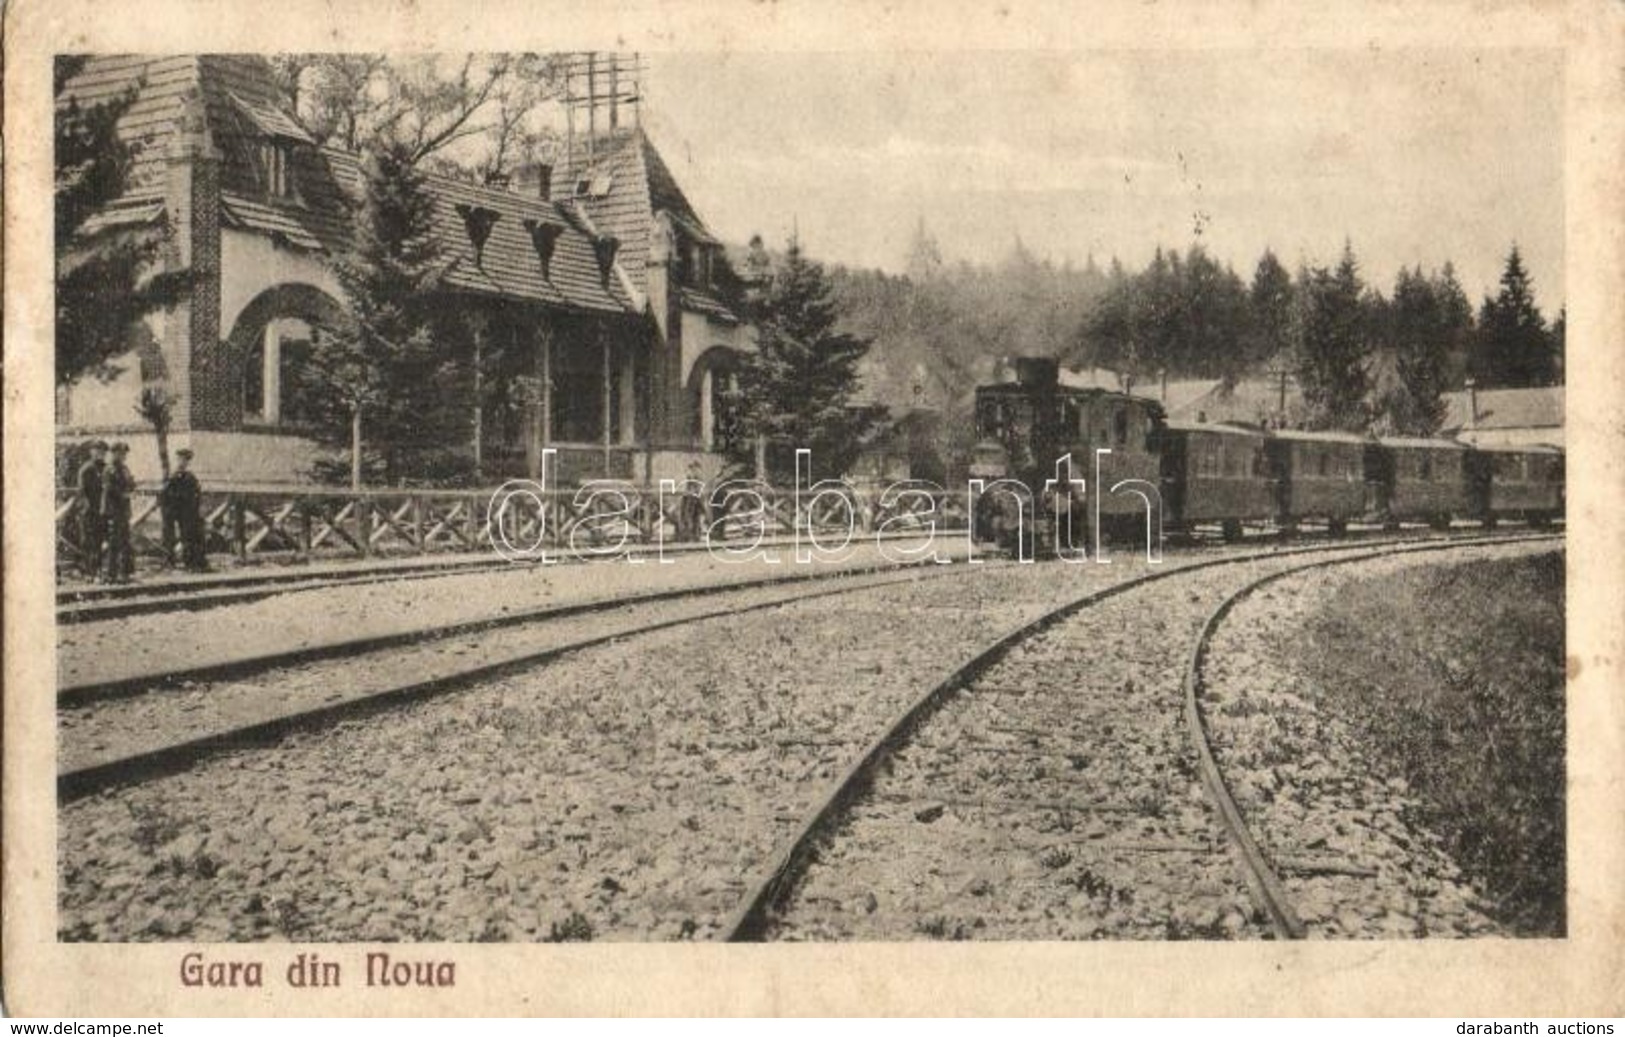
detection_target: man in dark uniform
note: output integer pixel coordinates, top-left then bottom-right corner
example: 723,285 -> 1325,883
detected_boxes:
101,441 -> 137,583
74,439 -> 109,580
162,447 -> 210,572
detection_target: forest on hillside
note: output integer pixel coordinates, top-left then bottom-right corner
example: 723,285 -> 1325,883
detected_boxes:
823,221 -> 1564,438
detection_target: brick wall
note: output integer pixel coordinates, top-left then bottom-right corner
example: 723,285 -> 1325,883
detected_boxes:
184,141 -> 230,430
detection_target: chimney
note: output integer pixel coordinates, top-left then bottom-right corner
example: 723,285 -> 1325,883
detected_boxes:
1466,377 -> 1479,429
516,162 -> 553,201
1014,356 -> 1059,390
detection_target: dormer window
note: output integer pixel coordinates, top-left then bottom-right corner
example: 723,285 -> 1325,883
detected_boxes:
675,236 -> 713,290
226,91 -> 314,202
257,140 -> 293,199
573,169 -> 614,199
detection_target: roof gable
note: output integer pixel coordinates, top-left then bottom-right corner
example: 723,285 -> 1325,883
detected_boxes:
550,129 -> 718,297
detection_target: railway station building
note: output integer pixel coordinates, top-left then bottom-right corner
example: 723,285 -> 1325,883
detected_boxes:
56,55 -> 753,487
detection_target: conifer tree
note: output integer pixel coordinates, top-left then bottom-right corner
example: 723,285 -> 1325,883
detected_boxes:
1246,249 -> 1297,375
55,56 -> 189,387
306,143 -> 453,485
1380,266 -> 1453,434
1296,241 -> 1372,431
1473,246 -> 1554,388
735,236 -> 881,480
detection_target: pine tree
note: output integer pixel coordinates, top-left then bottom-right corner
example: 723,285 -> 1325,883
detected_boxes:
1178,245 -> 1250,386
735,236 -> 881,480
1472,245 -> 1553,388
1381,266 -> 1453,435
1246,249 -> 1296,374
306,142 -> 453,485
55,56 -> 190,387
1296,241 -> 1371,431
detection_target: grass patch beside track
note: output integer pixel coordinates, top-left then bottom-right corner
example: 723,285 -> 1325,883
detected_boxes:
1300,550 -> 1565,936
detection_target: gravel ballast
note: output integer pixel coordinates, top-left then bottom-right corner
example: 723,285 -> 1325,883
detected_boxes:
767,538 -> 1556,941
62,551 -> 1219,942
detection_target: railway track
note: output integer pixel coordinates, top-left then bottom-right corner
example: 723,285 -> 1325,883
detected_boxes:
54,520 -> 1506,624
60,549 -> 1202,941
58,535 -> 924,624
58,546 -> 982,705
57,554 -> 522,624
58,556 -> 998,802
724,529 -> 1558,941
57,526 -> 1558,942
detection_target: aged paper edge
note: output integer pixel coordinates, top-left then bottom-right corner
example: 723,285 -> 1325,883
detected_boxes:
4,0 -> 1622,1018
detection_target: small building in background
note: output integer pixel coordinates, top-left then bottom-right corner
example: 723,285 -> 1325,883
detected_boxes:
1440,385 -> 1564,449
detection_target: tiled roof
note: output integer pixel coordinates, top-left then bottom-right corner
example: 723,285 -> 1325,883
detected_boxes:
420,173 -> 633,314
677,287 -> 738,323
225,89 -> 314,144
59,55 -> 638,318
78,193 -> 164,235
551,129 -> 719,298
58,55 -> 314,203
220,193 -> 324,251
1440,387 -> 1563,432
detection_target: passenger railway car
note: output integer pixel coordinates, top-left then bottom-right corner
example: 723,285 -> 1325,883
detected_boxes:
969,358 -> 1563,552
1158,420 -> 1274,540
1368,437 -> 1469,529
1467,444 -> 1564,526
1266,430 -> 1368,533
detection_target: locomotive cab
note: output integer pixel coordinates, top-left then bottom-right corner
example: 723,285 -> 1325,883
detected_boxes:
971,359 -> 1166,555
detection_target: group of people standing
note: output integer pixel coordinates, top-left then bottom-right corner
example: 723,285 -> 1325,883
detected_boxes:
72,440 -> 209,583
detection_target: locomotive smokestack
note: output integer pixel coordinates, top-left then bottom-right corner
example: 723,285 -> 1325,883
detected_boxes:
1015,356 -> 1059,390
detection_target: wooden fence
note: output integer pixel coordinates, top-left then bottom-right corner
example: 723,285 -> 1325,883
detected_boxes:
55,481 -> 973,569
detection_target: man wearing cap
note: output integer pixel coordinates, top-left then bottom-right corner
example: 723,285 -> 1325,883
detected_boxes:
101,441 -> 137,583
162,447 -> 209,572
74,440 -> 109,580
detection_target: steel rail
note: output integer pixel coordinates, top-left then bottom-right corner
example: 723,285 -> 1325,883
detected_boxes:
55,521 -> 1513,623
58,549 -> 979,706
723,529 -> 1558,941
57,562 -> 982,803
55,531 -> 959,623
1179,530 -> 1560,940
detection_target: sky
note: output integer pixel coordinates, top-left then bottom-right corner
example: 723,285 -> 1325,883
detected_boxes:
636,49 -> 1564,311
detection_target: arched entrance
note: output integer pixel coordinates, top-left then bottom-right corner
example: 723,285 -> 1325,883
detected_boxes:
687,346 -> 747,453
224,283 -> 351,428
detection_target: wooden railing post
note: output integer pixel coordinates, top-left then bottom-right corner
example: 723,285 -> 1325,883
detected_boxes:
411,495 -> 424,554
299,499 -> 313,557
358,494 -> 373,558
232,495 -> 248,562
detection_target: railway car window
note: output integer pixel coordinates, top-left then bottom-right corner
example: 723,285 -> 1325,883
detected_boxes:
1317,450 -> 1329,478
1112,409 -> 1129,448
1419,454 -> 1432,481
1061,398 -> 1082,435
